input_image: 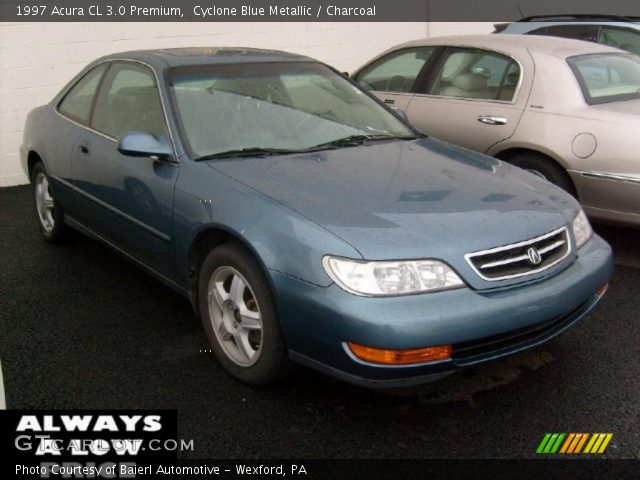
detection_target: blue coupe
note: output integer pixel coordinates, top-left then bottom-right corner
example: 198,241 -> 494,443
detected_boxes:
21,48 -> 613,387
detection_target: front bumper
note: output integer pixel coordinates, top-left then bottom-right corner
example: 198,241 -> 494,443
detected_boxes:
271,234 -> 613,388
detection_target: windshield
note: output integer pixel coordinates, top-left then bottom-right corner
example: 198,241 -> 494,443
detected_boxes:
168,62 -> 415,158
568,53 -> 640,105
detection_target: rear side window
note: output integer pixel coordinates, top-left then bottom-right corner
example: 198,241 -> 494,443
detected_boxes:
92,63 -> 166,139
58,64 -> 108,124
568,53 -> 640,104
355,47 -> 435,93
428,48 -> 520,101
533,25 -> 600,43
599,27 -> 640,55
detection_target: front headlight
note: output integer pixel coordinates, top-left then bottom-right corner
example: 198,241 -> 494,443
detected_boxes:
322,256 -> 464,296
572,209 -> 593,249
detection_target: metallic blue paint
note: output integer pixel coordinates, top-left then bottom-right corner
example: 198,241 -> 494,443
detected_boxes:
20,49 -> 614,387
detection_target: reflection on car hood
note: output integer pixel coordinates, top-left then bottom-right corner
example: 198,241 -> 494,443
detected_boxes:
206,138 -> 577,266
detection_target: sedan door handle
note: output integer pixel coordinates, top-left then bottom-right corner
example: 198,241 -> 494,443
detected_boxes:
384,98 -> 396,105
478,115 -> 508,125
78,144 -> 90,155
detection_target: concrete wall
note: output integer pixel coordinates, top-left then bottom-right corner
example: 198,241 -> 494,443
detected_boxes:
0,22 -> 494,186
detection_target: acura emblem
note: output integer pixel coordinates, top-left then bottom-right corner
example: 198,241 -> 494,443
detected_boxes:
527,247 -> 542,265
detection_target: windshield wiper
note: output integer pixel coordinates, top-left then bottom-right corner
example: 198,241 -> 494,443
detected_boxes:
194,147 -> 301,161
194,135 -> 418,161
310,134 -> 416,150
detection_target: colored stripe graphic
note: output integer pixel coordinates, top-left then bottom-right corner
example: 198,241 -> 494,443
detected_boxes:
584,433 -> 599,453
544,433 -> 559,453
597,433 -> 613,453
550,433 -> 565,453
559,433 -> 575,453
537,433 -> 612,454
584,433 -> 614,454
573,433 -> 589,453
536,433 -> 552,454
537,433 -> 565,454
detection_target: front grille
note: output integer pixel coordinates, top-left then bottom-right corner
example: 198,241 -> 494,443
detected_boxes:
465,227 -> 570,281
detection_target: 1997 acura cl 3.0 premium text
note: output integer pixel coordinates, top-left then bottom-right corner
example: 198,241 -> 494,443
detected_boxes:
21,48 -> 613,387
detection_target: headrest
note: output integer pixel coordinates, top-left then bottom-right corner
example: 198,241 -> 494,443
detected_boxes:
451,73 -> 487,91
506,71 -> 519,84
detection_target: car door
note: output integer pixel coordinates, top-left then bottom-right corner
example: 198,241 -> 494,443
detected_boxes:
353,47 -> 437,112
70,60 -> 178,278
404,47 -> 528,154
53,63 -> 110,211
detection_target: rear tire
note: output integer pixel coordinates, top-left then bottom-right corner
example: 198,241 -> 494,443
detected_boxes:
198,242 -> 292,385
506,152 -> 576,197
31,161 -> 69,243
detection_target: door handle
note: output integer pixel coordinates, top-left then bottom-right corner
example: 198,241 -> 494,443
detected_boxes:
478,115 -> 507,125
78,144 -> 90,155
384,98 -> 396,105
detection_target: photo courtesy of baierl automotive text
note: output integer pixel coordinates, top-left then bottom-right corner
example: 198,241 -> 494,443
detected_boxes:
0,0 -> 638,479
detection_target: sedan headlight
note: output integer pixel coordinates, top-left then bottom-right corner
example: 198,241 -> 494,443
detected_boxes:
322,256 -> 464,296
572,209 -> 593,249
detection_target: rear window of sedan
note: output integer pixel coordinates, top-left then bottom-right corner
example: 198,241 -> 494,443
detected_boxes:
568,53 -> 640,104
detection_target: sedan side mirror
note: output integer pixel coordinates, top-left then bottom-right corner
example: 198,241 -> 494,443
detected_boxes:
117,131 -> 173,160
390,105 -> 408,121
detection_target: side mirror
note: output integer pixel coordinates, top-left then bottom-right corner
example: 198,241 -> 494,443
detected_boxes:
390,105 -> 408,121
117,131 -> 173,160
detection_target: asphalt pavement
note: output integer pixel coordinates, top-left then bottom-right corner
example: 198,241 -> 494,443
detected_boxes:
1,185 -> 638,459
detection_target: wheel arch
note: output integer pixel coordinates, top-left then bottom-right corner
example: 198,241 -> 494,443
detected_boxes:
186,224 -> 276,316
27,150 -> 44,181
493,146 -> 579,199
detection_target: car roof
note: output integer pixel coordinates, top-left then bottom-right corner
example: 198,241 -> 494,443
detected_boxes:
503,20 -> 640,34
388,34 -> 624,59
518,14 -> 640,23
95,47 -> 315,69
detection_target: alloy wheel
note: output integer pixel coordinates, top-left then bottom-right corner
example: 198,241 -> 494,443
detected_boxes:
35,172 -> 55,232
207,266 -> 263,367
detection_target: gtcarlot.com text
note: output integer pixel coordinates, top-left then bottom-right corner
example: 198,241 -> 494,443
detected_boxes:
15,436 -> 194,455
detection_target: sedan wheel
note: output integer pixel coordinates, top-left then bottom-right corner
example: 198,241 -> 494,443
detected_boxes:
35,172 -> 55,233
198,242 -> 292,385
506,152 -> 576,197
208,266 -> 263,367
31,161 -> 68,243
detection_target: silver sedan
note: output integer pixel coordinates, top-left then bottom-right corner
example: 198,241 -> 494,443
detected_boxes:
353,34 -> 640,227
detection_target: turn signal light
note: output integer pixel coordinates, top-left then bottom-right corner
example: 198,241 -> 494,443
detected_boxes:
348,342 -> 451,365
596,283 -> 608,297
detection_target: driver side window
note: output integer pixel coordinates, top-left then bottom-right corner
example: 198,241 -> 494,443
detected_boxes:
91,63 -> 166,139
355,47 -> 435,93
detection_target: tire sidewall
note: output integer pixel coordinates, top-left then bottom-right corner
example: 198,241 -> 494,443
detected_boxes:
197,243 -> 289,385
508,153 -> 575,195
31,162 -> 66,243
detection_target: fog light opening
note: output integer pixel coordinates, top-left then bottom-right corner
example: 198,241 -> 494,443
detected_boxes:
348,342 -> 451,365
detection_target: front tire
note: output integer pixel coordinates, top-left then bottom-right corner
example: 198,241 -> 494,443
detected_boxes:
198,243 -> 291,385
506,152 -> 576,197
31,162 -> 68,243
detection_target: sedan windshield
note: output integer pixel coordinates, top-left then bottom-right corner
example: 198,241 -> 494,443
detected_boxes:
168,62 -> 416,158
568,53 -> 640,105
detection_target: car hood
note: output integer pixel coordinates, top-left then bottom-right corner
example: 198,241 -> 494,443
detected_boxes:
206,138 -> 579,289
